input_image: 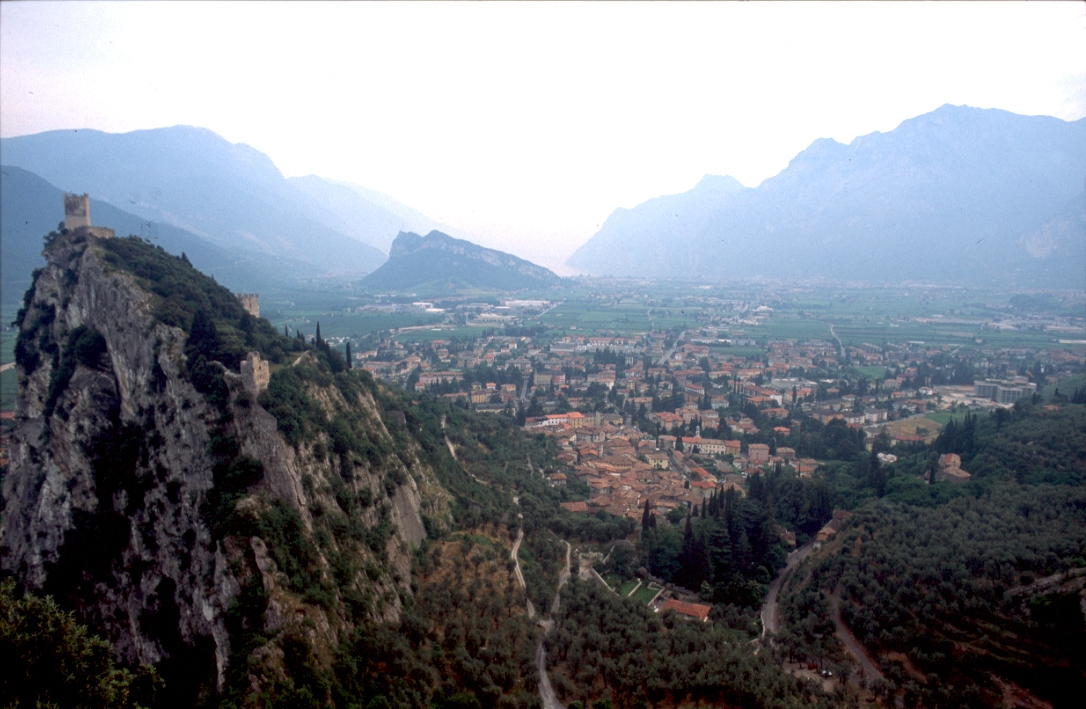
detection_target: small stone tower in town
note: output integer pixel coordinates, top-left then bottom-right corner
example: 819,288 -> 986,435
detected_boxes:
236,293 -> 260,318
64,193 -> 91,230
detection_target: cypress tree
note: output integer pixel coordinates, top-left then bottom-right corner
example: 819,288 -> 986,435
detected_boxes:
345,341 -> 352,369
315,322 -> 322,346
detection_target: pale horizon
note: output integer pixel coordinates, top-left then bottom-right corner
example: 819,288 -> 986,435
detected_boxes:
2,1 -> 1084,274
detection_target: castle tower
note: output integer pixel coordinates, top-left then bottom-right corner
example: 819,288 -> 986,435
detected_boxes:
61,194 -> 114,238
64,193 -> 91,230
236,293 -> 259,318
240,352 -> 270,394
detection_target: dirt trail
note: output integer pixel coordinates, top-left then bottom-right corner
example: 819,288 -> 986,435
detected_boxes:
510,527 -> 536,619
832,584 -> 885,683
536,540 -> 571,709
507,468 -> 571,708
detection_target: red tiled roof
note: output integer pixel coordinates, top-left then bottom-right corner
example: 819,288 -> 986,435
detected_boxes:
660,598 -> 711,620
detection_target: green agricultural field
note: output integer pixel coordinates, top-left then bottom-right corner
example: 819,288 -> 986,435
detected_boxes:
395,326 -> 491,344
272,311 -> 444,339
539,299 -> 696,334
617,579 -> 640,597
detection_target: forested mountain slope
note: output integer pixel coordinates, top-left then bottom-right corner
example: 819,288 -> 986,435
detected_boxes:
778,404 -> 1086,709
0,224 -> 635,708
2,224 -> 451,705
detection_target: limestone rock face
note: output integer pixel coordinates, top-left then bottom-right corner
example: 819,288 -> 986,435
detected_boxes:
1,230 -> 447,691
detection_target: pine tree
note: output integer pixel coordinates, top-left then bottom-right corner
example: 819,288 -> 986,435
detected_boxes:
707,519 -> 733,586
724,488 -> 738,538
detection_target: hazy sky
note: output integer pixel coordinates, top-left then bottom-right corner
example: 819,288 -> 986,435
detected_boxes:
2,1 -> 1084,273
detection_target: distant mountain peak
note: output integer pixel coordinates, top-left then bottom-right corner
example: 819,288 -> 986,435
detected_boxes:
389,230 -> 478,258
364,231 -> 561,292
693,174 -> 746,192
567,104 -> 1086,287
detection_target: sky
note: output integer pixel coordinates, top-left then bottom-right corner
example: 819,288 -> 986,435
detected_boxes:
2,1 -> 1084,274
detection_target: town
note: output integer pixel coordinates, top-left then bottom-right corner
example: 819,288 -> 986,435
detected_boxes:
308,289 -> 1085,527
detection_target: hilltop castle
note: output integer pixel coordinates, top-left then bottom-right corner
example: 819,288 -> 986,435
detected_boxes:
63,193 -> 114,239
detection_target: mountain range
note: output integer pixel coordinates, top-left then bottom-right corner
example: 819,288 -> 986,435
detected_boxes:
0,165 -> 327,305
567,105 -> 1086,288
0,127 -> 458,282
362,230 -> 563,292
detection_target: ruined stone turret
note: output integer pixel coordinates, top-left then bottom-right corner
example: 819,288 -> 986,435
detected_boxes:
64,193 -> 90,230
63,193 -> 114,238
236,293 -> 259,318
240,352 -> 270,394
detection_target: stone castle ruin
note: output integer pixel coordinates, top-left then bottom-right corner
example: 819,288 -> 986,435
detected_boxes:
63,193 -> 114,239
240,352 -> 270,394
64,193 -> 91,230
236,293 -> 260,318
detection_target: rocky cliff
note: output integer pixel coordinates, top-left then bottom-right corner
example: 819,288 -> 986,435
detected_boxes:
1,227 -> 450,703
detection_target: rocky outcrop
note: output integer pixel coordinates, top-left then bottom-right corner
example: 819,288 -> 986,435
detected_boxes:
1,229 -> 449,695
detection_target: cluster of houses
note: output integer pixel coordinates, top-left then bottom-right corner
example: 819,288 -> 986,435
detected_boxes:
525,412 -> 818,522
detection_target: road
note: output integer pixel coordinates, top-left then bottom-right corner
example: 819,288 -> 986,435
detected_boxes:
831,584 -> 885,683
760,538 -> 817,640
654,330 -> 688,366
829,324 -> 844,355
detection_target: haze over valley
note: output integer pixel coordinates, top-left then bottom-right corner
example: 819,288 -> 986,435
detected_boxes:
1,4 -> 1084,709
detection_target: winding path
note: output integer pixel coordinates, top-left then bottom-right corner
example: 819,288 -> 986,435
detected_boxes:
442,414 -> 491,487
510,527 -> 536,620
536,541 -> 572,709
760,539 -> 817,640
831,584 -> 885,683
507,489 -> 570,709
